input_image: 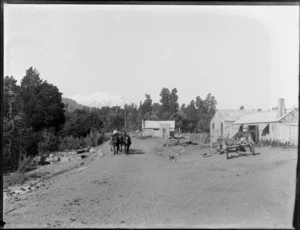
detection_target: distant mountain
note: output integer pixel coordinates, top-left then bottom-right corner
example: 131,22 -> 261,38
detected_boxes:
71,92 -> 131,109
62,97 -> 84,111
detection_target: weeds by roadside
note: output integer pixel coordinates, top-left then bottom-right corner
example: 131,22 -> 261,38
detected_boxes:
4,171 -> 47,188
257,139 -> 297,148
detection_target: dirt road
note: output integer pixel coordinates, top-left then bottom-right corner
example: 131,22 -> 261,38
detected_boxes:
4,137 -> 297,228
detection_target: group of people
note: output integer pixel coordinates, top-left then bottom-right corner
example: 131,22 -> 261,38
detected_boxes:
110,129 -> 132,155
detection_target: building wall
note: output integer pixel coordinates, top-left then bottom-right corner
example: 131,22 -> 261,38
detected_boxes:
210,112 -> 241,142
143,128 -> 170,138
143,129 -> 160,137
224,121 -> 240,139
159,124 -> 170,139
210,111 -> 223,142
261,123 -> 298,145
143,129 -> 153,136
144,120 -> 175,129
290,125 -> 298,145
281,110 -> 298,123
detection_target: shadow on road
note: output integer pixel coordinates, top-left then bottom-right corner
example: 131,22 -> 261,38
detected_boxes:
228,152 -> 260,160
127,148 -> 145,155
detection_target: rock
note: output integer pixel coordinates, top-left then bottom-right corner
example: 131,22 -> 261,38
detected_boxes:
38,182 -> 46,187
49,153 -> 54,158
45,157 -> 53,162
24,185 -> 31,191
61,157 -> 70,163
89,148 -> 96,153
40,155 -> 47,163
77,166 -> 87,172
53,156 -> 60,162
81,155 -> 87,159
76,156 -> 82,161
98,152 -> 104,157
33,156 -> 41,164
14,190 -> 25,195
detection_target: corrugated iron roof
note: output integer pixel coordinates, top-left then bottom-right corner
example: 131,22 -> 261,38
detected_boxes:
218,109 -> 257,122
144,120 -> 175,129
234,109 -> 295,124
283,123 -> 298,126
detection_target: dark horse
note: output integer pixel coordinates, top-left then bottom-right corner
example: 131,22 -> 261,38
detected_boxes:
119,135 -> 124,152
123,134 -> 132,154
110,134 -> 120,155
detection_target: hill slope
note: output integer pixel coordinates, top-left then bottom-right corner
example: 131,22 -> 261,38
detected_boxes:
62,98 -> 84,111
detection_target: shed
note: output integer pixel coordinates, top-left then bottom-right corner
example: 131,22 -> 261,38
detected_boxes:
142,120 -> 175,138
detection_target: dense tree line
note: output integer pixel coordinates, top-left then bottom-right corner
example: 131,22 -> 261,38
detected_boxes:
4,68 -> 65,172
68,87 -> 217,134
4,67 -> 217,173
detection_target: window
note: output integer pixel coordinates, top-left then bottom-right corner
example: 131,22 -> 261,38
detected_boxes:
239,125 -> 243,132
262,124 -> 270,136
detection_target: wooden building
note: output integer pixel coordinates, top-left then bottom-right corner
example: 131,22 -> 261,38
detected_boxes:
210,109 -> 257,142
142,120 -> 175,139
210,98 -> 298,145
234,99 -> 298,145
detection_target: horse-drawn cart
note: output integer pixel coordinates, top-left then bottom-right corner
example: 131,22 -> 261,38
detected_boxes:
211,136 -> 255,159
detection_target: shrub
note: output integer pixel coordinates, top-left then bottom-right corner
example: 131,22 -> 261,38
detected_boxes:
17,155 -> 34,173
258,139 -> 297,148
38,129 -> 60,154
59,136 -> 82,151
59,131 -> 104,151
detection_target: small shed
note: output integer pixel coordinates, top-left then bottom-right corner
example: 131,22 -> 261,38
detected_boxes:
142,120 -> 175,138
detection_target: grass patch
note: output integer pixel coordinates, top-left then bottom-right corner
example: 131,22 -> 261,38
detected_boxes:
4,171 -> 47,188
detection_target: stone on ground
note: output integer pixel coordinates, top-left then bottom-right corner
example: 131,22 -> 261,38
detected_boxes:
61,157 -> 70,163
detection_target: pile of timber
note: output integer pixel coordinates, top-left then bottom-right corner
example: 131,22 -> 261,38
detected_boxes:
163,139 -> 198,147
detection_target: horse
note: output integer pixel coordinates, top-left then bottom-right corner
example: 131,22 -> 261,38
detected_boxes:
119,134 -> 124,152
123,134 -> 132,154
110,134 -> 120,155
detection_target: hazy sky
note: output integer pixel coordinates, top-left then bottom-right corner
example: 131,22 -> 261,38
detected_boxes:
4,4 -> 299,110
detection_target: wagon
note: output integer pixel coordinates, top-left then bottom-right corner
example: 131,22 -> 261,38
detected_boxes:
212,137 -> 255,159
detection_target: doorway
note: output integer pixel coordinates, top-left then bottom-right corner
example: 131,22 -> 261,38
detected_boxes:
248,125 -> 259,143
162,128 -> 166,139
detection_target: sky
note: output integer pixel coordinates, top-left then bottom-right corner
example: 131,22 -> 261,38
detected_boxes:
4,4 -> 299,110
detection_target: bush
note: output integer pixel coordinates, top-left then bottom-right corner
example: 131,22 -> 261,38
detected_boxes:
17,155 -> 35,173
84,131 -> 104,147
38,129 -> 60,154
59,136 -> 81,151
59,131 -> 104,151
258,139 -> 297,148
